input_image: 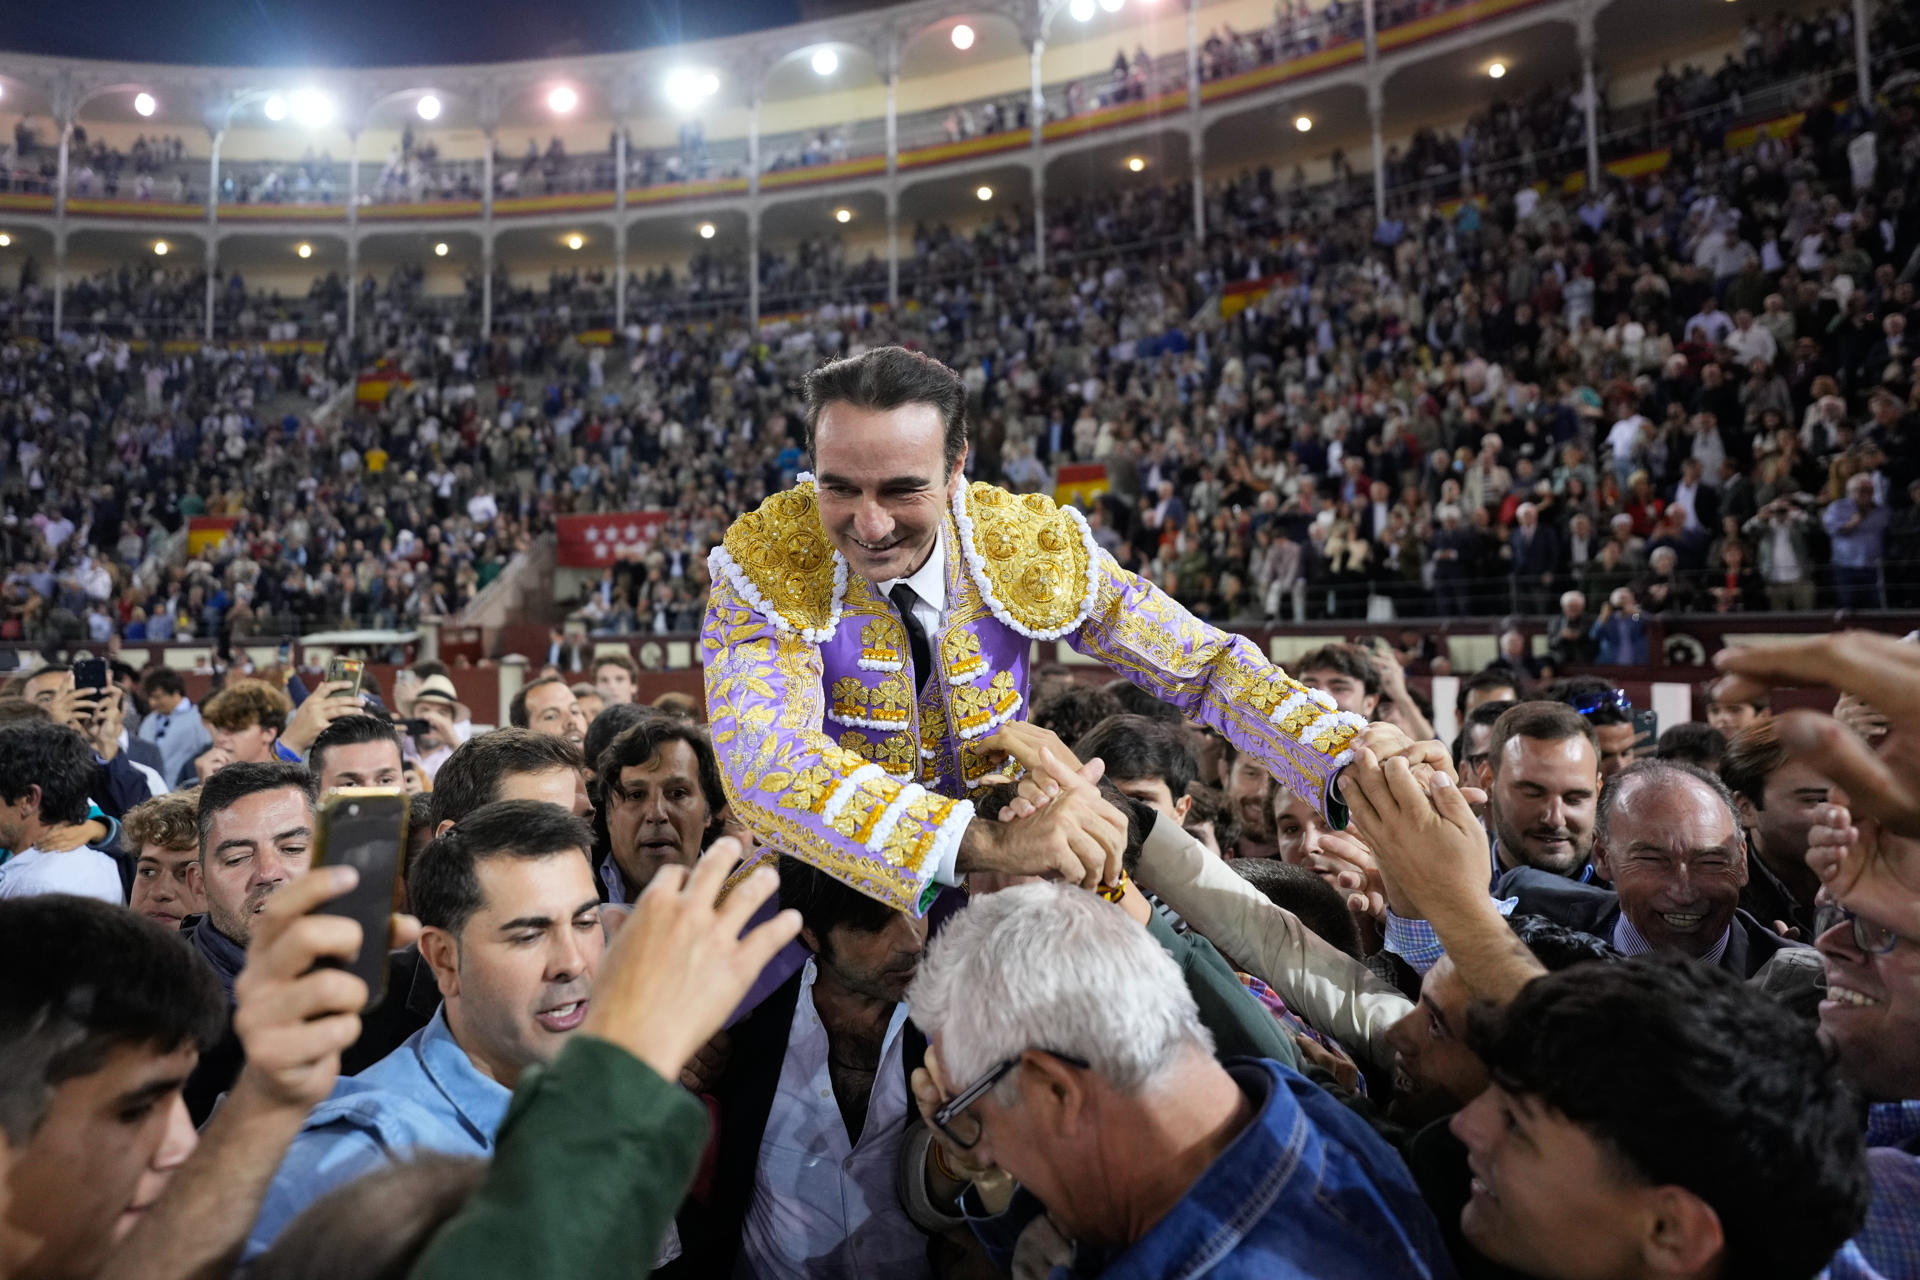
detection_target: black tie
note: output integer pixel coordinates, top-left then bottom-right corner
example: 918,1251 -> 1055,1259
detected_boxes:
889,583 -> 933,693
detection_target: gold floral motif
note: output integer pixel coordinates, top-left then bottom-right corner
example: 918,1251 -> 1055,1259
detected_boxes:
1312,723 -> 1362,755
1279,703 -> 1326,738
962,482 -> 1093,634
881,815 -> 936,871
838,729 -> 917,774
774,764 -> 840,813
721,484 -> 840,634
951,672 -> 1020,735
940,627 -> 986,681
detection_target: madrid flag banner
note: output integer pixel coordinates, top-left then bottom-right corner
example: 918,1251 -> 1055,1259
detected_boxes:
556,512 -> 671,567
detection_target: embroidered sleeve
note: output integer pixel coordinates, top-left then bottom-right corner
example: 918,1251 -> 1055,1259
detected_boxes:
1065,553 -> 1365,822
701,569 -> 971,916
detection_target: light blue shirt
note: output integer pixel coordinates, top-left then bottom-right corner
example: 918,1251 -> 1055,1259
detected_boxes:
243,1005 -> 509,1261
138,698 -> 211,787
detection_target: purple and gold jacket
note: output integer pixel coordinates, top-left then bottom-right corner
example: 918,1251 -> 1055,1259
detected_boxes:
701,479 -> 1365,915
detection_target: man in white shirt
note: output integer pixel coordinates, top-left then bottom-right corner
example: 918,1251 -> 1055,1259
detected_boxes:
670,857 -> 931,1278
0,721 -> 123,904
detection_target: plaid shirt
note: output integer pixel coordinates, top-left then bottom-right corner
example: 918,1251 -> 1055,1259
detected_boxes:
1822,1103 -> 1920,1280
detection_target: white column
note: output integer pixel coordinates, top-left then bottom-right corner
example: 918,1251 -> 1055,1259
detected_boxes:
885,64 -> 899,308
1368,80 -> 1386,221
480,124 -> 495,340
886,186 -> 900,309
481,234 -> 494,339
346,129 -> 361,344
1579,12 -> 1601,195
1031,38 -> 1047,272
614,127 -> 627,336
1190,131 -> 1205,245
1852,0 -> 1872,107
51,231 -> 65,339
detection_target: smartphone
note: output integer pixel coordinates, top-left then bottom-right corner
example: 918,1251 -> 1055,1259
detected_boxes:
400,718 -> 434,738
73,657 -> 109,691
325,656 -> 365,699
309,788 -> 409,1011
1632,707 -> 1660,749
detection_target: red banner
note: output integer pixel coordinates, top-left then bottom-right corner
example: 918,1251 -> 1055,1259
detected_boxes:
556,511 -> 671,567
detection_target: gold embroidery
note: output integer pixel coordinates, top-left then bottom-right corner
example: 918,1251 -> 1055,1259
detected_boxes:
721,483 -> 840,635
962,483 -> 1094,634
859,618 -> 903,666
838,729 -> 917,775
940,627 -> 986,682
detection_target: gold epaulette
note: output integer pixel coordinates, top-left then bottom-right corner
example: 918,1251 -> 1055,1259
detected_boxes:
952,482 -> 1099,640
709,479 -> 846,642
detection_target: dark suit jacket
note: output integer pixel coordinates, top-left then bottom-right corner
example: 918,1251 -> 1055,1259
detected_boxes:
1494,867 -> 1802,980
661,968 -> 928,1279
1509,526 -> 1559,579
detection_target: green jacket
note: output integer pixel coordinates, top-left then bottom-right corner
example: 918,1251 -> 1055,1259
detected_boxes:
1147,906 -> 1302,1071
410,1035 -> 708,1280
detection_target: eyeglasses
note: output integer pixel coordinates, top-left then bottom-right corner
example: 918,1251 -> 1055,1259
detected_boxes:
1464,751 -> 1490,771
931,1050 -> 1090,1150
1568,688 -> 1633,718
1815,903 -> 1901,957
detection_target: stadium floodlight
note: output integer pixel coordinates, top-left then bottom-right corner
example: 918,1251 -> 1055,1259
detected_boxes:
1069,0 -> 1096,20
548,85 -> 579,114
566,233 -> 584,250
1487,60 -> 1507,78
811,47 -> 838,77
134,93 -> 157,117
835,207 -> 852,223
434,242 -> 449,256
951,23 -> 975,50
153,241 -> 169,256
289,89 -> 332,128
296,242 -> 313,258
1127,156 -> 1146,172
663,67 -> 720,112
264,95 -> 287,121
417,94 -> 442,120
698,222 -> 716,239
1294,114 -> 1313,132
0,234 -> 12,247
976,185 -> 993,201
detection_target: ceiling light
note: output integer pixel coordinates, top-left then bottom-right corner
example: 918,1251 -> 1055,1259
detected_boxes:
976,185 -> 993,201
264,95 -> 287,122
417,94 -> 442,121
434,242 -> 449,256
1127,156 -> 1146,172
296,242 -> 312,258
133,93 -> 157,118
698,222 -> 716,239
951,23 -> 975,50
0,234 -> 12,247
153,241 -> 169,256
566,233 -> 584,250
664,67 -> 720,112
1487,61 -> 1507,78
548,85 -> 578,114
289,89 -> 332,128
811,48 -> 838,77
1294,114 -> 1313,132
1069,0 -> 1096,19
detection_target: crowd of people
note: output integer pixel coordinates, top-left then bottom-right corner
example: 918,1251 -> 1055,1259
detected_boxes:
3,3 -> 1919,652
1,540 -> 1916,1279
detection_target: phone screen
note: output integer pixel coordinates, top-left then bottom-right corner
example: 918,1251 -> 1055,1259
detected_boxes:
310,789 -> 408,1011
325,657 -> 366,698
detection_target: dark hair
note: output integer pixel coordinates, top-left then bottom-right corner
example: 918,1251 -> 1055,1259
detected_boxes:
508,675 -> 572,729
778,854 -> 900,943
1294,644 -> 1381,698
1487,701 -> 1598,777
1457,666 -> 1527,714
1452,700 -> 1512,767
1101,678 -> 1185,724
596,715 -> 727,846
0,697 -> 51,725
0,896 -> 225,1143
141,667 -> 187,698
1596,757 -> 1744,854
1468,961 -> 1869,1280
309,714 -> 404,781
431,729 -> 583,828
1719,719 -> 1789,810
1507,914 -> 1619,970
1229,858 -> 1362,957
1655,722 -> 1727,769
1705,675 -> 1768,714
409,659 -> 451,682
582,702 -> 651,780
1030,684 -> 1125,749
1542,675 -> 1632,727
250,1153 -> 486,1280
408,799 -> 596,935
197,761 -> 318,855
802,346 -> 969,476
592,651 -> 640,682
1181,785 -> 1242,855
1073,714 -> 1197,801
0,721 -> 97,827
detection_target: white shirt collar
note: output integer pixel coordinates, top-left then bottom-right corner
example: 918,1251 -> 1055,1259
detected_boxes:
876,527 -> 947,615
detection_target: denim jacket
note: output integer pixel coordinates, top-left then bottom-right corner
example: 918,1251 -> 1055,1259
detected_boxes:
243,1005 -> 509,1261
968,1058 -> 1455,1280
